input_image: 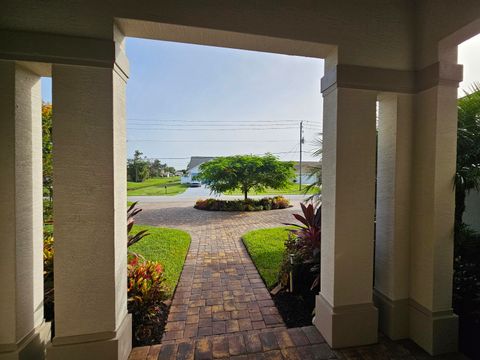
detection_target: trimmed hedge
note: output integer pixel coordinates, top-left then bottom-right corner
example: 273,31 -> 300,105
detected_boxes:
194,196 -> 291,211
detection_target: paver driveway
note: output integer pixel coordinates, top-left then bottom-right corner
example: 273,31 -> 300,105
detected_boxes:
130,200 -> 468,360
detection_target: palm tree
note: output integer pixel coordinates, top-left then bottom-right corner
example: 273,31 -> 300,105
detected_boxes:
455,83 -> 480,226
304,136 -> 322,204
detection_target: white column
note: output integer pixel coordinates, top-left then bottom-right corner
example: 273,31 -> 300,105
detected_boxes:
408,65 -> 460,354
314,64 -> 378,348
0,61 -> 50,359
374,93 -> 413,339
46,53 -> 132,358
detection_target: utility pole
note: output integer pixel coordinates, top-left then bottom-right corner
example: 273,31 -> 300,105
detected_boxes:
299,121 -> 304,191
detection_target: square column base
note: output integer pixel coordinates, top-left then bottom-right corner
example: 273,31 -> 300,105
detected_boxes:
46,314 -> 132,360
409,300 -> 458,355
313,293 -> 378,348
373,289 -> 409,340
0,321 -> 51,360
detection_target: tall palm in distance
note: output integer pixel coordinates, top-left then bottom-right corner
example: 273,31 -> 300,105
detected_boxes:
304,136 -> 322,205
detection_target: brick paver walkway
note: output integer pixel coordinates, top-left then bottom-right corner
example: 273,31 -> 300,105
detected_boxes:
136,202 -> 298,343
129,200 -> 468,360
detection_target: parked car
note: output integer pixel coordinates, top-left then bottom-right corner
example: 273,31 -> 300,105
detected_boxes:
190,181 -> 201,187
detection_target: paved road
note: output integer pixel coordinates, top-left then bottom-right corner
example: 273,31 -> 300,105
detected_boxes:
128,185 -> 312,204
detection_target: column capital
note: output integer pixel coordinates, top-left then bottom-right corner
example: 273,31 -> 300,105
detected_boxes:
0,29 -> 130,77
416,61 -> 463,92
321,62 -> 463,95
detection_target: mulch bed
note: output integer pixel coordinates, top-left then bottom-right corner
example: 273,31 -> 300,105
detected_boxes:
132,301 -> 169,347
272,290 -> 315,328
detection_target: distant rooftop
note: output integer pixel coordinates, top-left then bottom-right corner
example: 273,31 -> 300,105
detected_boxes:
186,156 -> 216,171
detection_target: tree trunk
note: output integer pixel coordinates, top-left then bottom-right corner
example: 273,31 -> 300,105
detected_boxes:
244,189 -> 248,201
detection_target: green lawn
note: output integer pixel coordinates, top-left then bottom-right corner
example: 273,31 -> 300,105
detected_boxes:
129,225 -> 191,296
242,226 -> 292,288
127,177 -> 188,196
225,183 -> 318,196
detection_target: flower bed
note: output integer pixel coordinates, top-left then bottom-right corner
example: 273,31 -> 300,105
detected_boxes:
194,196 -> 291,211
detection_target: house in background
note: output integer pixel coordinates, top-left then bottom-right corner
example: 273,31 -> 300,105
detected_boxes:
294,161 -> 321,185
181,156 -> 321,185
180,156 -> 215,184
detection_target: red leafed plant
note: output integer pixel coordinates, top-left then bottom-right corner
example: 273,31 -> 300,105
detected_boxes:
127,254 -> 166,305
127,202 -> 168,346
127,253 -> 168,345
284,203 -> 321,258
128,202 -> 150,247
282,203 -> 322,291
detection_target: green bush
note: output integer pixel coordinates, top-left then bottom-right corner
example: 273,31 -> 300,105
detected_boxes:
194,196 -> 292,212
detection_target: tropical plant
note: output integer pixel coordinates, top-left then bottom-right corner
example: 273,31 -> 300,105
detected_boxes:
196,154 -> 296,200
126,203 -> 168,345
42,103 -> 53,222
43,232 -> 55,322
282,203 -> 322,290
127,253 -> 168,345
127,254 -> 166,305
127,202 -> 150,247
455,83 -> 480,226
43,235 -> 54,279
304,137 -> 322,204
452,84 -> 480,358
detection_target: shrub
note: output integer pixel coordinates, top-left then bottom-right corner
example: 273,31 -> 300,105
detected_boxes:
43,235 -> 54,280
194,196 -> 291,212
127,254 -> 168,345
128,202 -> 150,247
43,232 -> 55,322
128,254 -> 167,306
196,154 -> 296,200
281,203 -> 322,292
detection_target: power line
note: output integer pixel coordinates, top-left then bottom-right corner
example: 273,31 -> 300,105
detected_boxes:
127,127 -> 299,131
128,117 -> 320,123
128,123 -> 306,128
141,151 -> 303,161
127,139 -> 297,143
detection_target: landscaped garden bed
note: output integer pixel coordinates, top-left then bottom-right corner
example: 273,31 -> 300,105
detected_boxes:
43,205 -> 191,347
126,207 -> 191,347
242,226 -> 315,327
194,196 -> 291,211
128,225 -> 190,298
241,204 -> 321,327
